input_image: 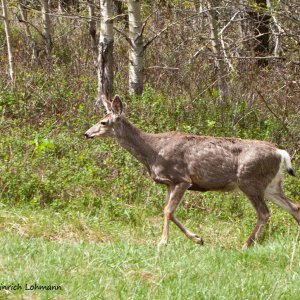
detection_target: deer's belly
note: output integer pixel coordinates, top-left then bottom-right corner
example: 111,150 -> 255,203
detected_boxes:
189,180 -> 239,192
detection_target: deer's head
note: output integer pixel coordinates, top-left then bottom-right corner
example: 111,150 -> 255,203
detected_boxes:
84,95 -> 124,139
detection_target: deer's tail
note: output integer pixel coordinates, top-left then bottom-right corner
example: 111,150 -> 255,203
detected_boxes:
277,149 -> 296,177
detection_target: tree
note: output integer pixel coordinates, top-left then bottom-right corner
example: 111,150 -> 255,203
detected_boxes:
207,0 -> 228,103
249,0 -> 271,67
96,0 -> 114,110
88,0 -> 97,57
127,0 -> 144,95
40,0 -> 52,55
1,0 -> 14,86
114,0 -> 124,15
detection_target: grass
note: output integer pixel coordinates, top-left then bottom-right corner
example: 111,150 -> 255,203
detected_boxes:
1,86 -> 299,299
0,205 -> 300,300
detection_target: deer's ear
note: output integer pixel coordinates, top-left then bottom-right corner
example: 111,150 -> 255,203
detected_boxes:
98,94 -> 112,113
111,95 -> 123,116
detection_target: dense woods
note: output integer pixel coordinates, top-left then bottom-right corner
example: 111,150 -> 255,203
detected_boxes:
1,1 -> 299,119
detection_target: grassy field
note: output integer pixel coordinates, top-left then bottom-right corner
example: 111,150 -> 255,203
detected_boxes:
0,203 -> 300,300
1,86 -> 299,299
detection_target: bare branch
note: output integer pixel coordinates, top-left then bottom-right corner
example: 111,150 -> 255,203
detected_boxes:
143,25 -> 169,50
145,66 -> 179,70
219,11 -> 239,71
143,9 -> 213,50
219,11 -> 239,36
113,26 -> 133,48
107,13 -> 127,22
16,15 -> 46,39
138,8 -> 158,42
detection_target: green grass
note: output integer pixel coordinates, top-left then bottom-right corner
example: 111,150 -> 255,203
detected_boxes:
0,205 -> 300,300
1,84 -> 299,299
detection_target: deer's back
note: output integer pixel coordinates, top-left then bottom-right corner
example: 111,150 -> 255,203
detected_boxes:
150,134 -> 281,192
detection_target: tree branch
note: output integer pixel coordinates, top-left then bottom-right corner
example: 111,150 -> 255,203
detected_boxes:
113,26 -> 133,48
143,10 -> 213,50
143,25 -> 169,50
107,13 -> 127,22
137,8 -> 158,43
16,15 -> 46,40
145,65 -> 179,70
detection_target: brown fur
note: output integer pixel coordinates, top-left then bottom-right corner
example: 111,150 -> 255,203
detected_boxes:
85,96 -> 300,249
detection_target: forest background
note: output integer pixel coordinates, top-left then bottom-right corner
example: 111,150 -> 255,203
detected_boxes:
0,0 -> 300,299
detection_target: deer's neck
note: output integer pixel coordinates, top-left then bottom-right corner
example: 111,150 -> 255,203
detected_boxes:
114,119 -> 156,168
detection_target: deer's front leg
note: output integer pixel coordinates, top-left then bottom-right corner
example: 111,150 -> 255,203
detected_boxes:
158,186 -> 172,248
158,182 -> 203,249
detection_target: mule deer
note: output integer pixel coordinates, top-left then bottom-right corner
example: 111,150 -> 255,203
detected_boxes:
85,95 -> 299,249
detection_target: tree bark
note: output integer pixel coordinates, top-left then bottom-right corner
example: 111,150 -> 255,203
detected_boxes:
88,0 -> 97,57
1,0 -> 15,86
114,0 -> 124,15
249,0 -> 271,67
207,1 -> 228,103
40,0 -> 52,55
128,0 -> 144,95
96,0 -> 114,110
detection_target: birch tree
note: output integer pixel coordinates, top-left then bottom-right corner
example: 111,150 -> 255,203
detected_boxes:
88,0 -> 97,57
207,0 -> 228,103
40,0 -> 52,55
1,0 -> 14,86
96,0 -> 114,110
128,0 -> 144,95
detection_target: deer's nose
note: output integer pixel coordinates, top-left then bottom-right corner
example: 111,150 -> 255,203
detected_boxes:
84,133 -> 90,139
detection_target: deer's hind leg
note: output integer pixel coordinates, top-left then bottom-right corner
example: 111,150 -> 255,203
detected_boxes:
158,182 -> 203,248
265,182 -> 300,225
240,185 -> 271,249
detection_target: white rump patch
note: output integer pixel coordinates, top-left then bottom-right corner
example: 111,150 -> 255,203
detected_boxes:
265,149 -> 291,198
277,149 -> 293,171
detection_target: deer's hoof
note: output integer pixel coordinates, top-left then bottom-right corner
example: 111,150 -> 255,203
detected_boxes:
242,241 -> 253,250
194,235 -> 204,245
157,240 -> 168,250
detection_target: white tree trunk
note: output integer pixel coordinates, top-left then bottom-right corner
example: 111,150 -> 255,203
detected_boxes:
88,0 -> 97,57
272,14 -> 283,58
128,0 -> 144,95
207,1 -> 228,103
97,0 -> 114,110
40,0 -> 52,54
1,0 -> 14,86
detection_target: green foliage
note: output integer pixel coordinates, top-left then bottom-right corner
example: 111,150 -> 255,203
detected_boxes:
0,77 -> 299,214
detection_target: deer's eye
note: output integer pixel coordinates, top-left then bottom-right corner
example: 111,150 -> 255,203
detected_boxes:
100,121 -> 108,126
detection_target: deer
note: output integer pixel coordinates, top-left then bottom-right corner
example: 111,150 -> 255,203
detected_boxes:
84,95 -> 299,249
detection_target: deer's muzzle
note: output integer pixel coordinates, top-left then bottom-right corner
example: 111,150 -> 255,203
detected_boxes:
84,132 -> 94,139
